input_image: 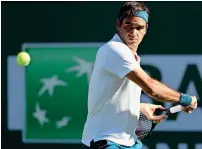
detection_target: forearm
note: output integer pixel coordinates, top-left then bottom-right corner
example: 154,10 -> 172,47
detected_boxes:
145,78 -> 181,103
126,67 -> 192,106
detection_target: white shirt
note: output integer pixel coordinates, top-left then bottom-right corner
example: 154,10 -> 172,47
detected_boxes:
81,34 -> 142,147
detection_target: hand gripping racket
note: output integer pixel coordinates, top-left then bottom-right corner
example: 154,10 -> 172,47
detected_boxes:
135,105 -> 184,141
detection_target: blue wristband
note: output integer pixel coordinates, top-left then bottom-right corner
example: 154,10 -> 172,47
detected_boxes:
178,93 -> 192,106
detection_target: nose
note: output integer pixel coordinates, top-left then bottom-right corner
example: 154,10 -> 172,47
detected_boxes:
131,29 -> 138,36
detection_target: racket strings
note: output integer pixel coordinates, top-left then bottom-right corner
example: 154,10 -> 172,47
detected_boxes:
135,112 -> 153,141
135,105 -> 182,141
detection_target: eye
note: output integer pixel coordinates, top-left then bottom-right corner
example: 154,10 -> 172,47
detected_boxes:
137,26 -> 144,30
126,25 -> 131,29
124,25 -> 132,31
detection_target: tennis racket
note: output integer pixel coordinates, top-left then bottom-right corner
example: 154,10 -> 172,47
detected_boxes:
135,105 -> 184,141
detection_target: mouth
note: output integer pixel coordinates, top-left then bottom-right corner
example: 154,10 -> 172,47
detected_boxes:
128,37 -> 138,41
129,38 -> 138,43
130,38 -> 137,41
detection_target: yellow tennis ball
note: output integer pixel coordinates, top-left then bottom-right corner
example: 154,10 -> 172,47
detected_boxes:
17,52 -> 31,66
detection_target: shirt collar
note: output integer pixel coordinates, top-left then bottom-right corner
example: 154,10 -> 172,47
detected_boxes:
112,33 -> 123,43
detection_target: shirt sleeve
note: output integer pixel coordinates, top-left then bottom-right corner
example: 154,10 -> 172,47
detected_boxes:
103,42 -> 140,79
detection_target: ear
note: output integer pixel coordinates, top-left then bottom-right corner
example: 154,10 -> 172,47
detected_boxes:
143,24 -> 148,35
116,20 -> 121,32
145,24 -> 148,34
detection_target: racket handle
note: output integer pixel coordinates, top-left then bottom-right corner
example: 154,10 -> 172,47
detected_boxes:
168,105 -> 184,114
154,105 -> 184,115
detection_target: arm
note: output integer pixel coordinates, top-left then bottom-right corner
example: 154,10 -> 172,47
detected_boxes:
103,42 -> 196,109
126,66 -> 197,110
126,66 -> 181,103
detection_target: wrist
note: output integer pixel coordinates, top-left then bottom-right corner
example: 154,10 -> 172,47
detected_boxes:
178,93 -> 192,106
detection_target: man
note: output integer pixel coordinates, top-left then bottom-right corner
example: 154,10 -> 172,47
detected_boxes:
82,2 -> 197,149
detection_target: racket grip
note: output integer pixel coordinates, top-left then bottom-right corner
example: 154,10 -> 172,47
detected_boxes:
154,105 -> 184,115
169,105 -> 184,114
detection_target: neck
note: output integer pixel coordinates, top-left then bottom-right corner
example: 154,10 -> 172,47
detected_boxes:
128,45 -> 138,55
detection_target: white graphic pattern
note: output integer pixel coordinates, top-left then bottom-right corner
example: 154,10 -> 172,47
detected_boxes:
66,56 -> 94,83
56,116 -> 72,129
32,102 -> 49,126
38,75 -> 67,97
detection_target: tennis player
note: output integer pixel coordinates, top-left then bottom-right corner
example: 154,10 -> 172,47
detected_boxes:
82,2 -> 197,149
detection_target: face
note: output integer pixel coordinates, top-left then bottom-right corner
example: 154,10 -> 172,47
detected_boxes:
116,16 -> 147,50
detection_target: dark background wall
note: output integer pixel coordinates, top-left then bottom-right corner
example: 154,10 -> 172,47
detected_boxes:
2,1 -> 202,149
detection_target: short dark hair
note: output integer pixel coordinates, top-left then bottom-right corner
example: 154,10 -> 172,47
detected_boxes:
117,1 -> 150,25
